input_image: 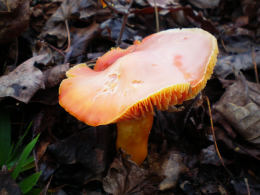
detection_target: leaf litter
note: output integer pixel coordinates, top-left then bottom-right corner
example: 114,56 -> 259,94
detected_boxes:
0,0 -> 260,194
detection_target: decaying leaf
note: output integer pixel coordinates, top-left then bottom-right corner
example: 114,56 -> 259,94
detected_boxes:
215,127 -> 260,160
188,0 -> 220,9
0,0 -> 30,43
43,64 -> 69,88
149,150 -> 187,191
45,126 -> 115,184
0,170 -> 22,195
64,23 -> 100,63
0,55 -> 46,103
40,0 -> 98,47
214,79 -> 260,146
103,152 -> 158,195
147,0 -> 179,8
216,102 -> 260,146
100,18 -> 137,42
216,79 -> 260,107
215,48 -> 260,78
200,145 -> 222,166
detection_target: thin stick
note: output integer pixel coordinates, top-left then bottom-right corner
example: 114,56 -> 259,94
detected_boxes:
220,38 -> 228,53
116,0 -> 134,46
64,19 -> 71,52
244,177 -> 251,195
42,41 -> 65,57
205,96 -> 234,178
117,14 -> 128,46
251,47 -> 259,83
14,38 -> 19,67
103,0 -> 126,14
153,0 -> 160,32
5,0 -> 10,12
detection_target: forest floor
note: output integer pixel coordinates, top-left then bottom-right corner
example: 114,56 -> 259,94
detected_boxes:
0,0 -> 260,194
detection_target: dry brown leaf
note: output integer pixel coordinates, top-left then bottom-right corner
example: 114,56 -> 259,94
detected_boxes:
0,0 -> 30,43
188,0 -> 220,9
147,0 -> 179,8
103,152 -> 158,195
0,55 -> 46,103
215,48 -> 260,78
216,102 -> 260,145
43,63 -> 69,88
40,0 -> 97,47
214,79 -> 260,147
157,150 -> 187,191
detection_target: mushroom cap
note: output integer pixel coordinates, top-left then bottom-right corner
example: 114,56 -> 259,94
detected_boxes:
59,28 -> 218,126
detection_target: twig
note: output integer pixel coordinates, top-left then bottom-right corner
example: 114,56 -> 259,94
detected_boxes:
104,0 -> 134,46
103,0 -> 127,14
64,19 -> 71,53
244,177 -> 251,195
117,14 -> 128,46
220,38 -> 228,53
205,96 -> 234,178
41,41 -> 65,57
153,0 -> 160,32
251,47 -> 259,84
182,92 -> 202,130
237,71 -> 250,104
5,0 -> 10,12
14,38 -> 19,67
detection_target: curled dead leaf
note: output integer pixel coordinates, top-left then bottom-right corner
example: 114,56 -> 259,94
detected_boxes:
158,150 -> 187,191
215,48 -> 260,78
43,64 -> 69,88
215,102 -> 260,146
103,151 -> 158,195
214,79 -> 260,147
0,55 -> 46,103
40,0 -> 98,47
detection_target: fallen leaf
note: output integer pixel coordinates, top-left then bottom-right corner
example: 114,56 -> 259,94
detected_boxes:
43,63 -> 69,88
231,178 -> 260,195
215,128 -> 260,160
147,0 -> 179,8
215,48 -> 260,78
40,0 -> 98,47
188,0 -> 220,9
0,170 -> 22,195
45,125 -> 116,184
64,23 -> 100,63
216,102 -> 260,146
103,151 -> 158,195
150,149 -> 188,191
214,79 -> 260,147
200,145 -> 222,166
100,18 -> 137,42
30,1 -> 61,33
235,16 -> 249,27
0,55 -> 46,103
0,0 -> 30,43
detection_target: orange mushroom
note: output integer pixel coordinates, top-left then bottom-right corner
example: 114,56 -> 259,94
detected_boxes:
59,28 -> 218,165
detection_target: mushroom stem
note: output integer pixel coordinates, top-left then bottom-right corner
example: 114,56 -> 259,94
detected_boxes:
116,113 -> 154,165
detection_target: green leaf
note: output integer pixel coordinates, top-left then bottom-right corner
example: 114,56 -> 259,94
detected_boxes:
0,109 -> 12,166
11,134 -> 40,180
25,188 -> 42,195
20,156 -> 35,172
8,121 -> 33,164
18,172 -> 41,194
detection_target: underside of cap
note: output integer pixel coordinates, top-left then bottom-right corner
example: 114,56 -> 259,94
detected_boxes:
59,28 -> 218,126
